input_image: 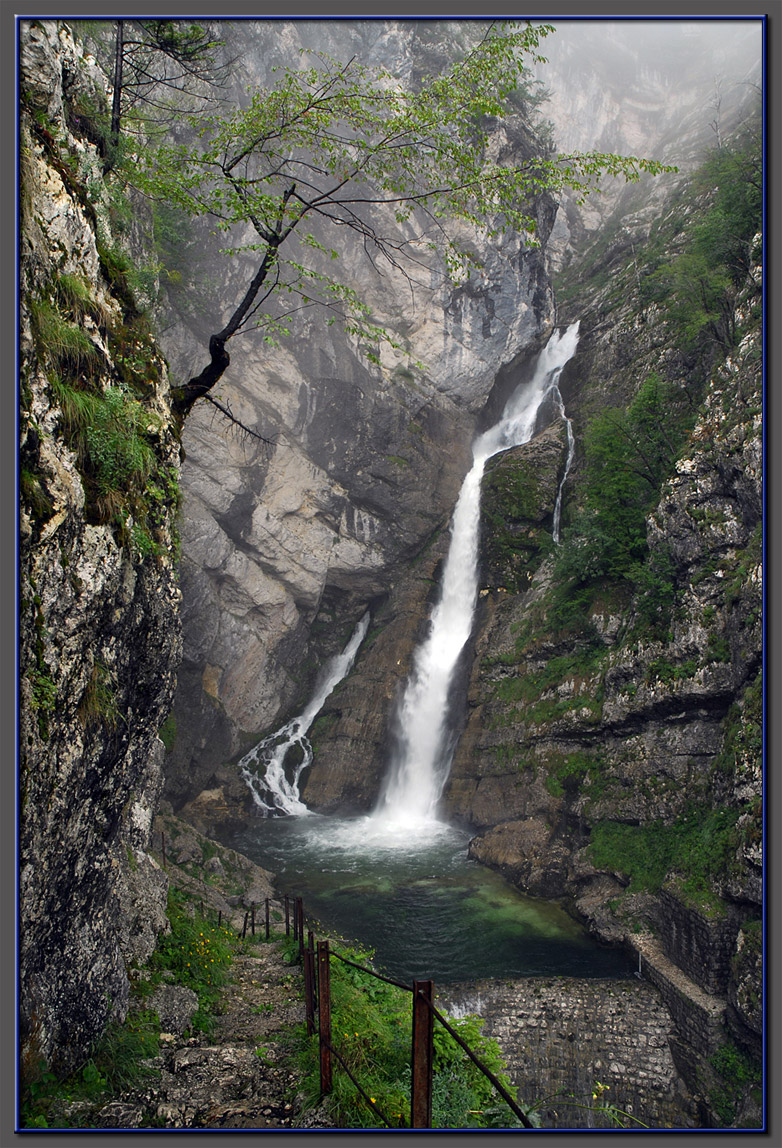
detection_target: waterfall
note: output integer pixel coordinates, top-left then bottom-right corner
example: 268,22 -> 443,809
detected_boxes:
552,387 -> 576,544
240,611 -> 370,815
373,323 -> 580,830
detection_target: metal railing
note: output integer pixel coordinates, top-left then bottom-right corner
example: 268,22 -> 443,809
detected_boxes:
285,897 -> 534,1130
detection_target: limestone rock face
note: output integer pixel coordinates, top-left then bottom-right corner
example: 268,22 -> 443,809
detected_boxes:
452,258 -> 762,1098
161,21 -> 556,801
480,420 -> 569,592
19,21 -> 181,1083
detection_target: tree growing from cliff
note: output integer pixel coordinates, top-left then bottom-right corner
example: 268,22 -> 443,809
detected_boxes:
138,21 -> 673,424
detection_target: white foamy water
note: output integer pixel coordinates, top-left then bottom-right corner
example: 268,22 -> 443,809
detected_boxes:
240,611 -> 370,815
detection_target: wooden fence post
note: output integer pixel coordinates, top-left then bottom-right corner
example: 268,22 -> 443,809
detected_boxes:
285,895 -> 290,935
317,940 -> 332,1095
411,980 -> 434,1128
265,898 -> 270,941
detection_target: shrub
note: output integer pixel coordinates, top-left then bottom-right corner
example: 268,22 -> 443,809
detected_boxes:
149,888 -> 234,1034
588,805 -> 742,908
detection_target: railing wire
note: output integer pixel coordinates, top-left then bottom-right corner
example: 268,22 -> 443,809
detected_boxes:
320,1034 -> 407,1129
424,993 -> 534,1129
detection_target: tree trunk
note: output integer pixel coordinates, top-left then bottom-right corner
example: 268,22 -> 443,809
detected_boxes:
171,333 -> 231,416
109,20 -> 124,154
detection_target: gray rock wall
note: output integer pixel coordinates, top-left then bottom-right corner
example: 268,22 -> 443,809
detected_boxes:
19,20 -> 180,1082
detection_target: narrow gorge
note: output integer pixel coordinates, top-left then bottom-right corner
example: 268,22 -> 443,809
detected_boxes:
18,17 -> 764,1131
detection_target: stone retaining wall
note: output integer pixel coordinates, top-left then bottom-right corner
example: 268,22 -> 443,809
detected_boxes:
631,933 -> 727,1058
439,977 -> 698,1129
659,887 -> 741,995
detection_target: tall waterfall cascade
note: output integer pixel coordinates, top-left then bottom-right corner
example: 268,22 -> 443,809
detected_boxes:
240,612 -> 370,815
373,322 -> 580,830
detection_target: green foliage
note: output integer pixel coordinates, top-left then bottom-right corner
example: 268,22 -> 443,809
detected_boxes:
20,1011 -> 161,1128
28,667 -> 57,731
87,386 -> 158,495
545,749 -> 604,798
30,295 -> 102,376
134,21 -> 672,388
638,125 -> 761,351
550,372 -> 695,634
709,1039 -> 762,1127
491,642 -> 606,703
706,633 -> 731,663
294,944 -> 522,1128
713,671 -> 762,776
150,888 -> 234,1034
49,374 -> 174,543
158,712 -> 177,752
588,805 -> 742,907
54,272 -> 110,325
645,656 -> 698,685
78,660 -> 122,730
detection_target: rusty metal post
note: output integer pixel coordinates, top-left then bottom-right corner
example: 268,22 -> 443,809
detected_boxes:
411,980 -> 434,1128
241,911 -> 248,940
303,935 -> 316,1035
296,897 -> 304,957
308,930 -> 317,1010
265,898 -> 270,941
285,895 -> 290,935
317,940 -> 332,1095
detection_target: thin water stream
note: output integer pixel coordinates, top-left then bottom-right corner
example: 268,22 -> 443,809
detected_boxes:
227,325 -> 626,983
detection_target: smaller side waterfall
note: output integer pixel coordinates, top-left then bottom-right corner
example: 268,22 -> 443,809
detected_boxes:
240,612 -> 370,816
552,386 -> 575,544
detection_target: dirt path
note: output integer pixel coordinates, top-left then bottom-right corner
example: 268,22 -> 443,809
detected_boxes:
88,937 -> 331,1129
50,813 -> 336,1130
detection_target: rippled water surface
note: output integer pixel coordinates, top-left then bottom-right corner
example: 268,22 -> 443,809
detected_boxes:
219,815 -> 631,984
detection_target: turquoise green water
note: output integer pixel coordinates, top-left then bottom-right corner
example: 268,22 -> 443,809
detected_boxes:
220,814 -> 631,984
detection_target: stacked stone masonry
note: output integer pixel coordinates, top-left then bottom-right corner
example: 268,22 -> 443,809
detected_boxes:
440,976 -> 699,1129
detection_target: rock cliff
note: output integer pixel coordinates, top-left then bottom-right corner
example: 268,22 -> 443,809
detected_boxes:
18,18 -> 763,1130
298,33 -> 764,1123
159,21 -> 557,804
19,21 -> 181,1083
443,178 -> 763,1124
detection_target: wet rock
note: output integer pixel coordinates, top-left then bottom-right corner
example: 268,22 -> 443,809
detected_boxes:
468,819 -> 571,899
